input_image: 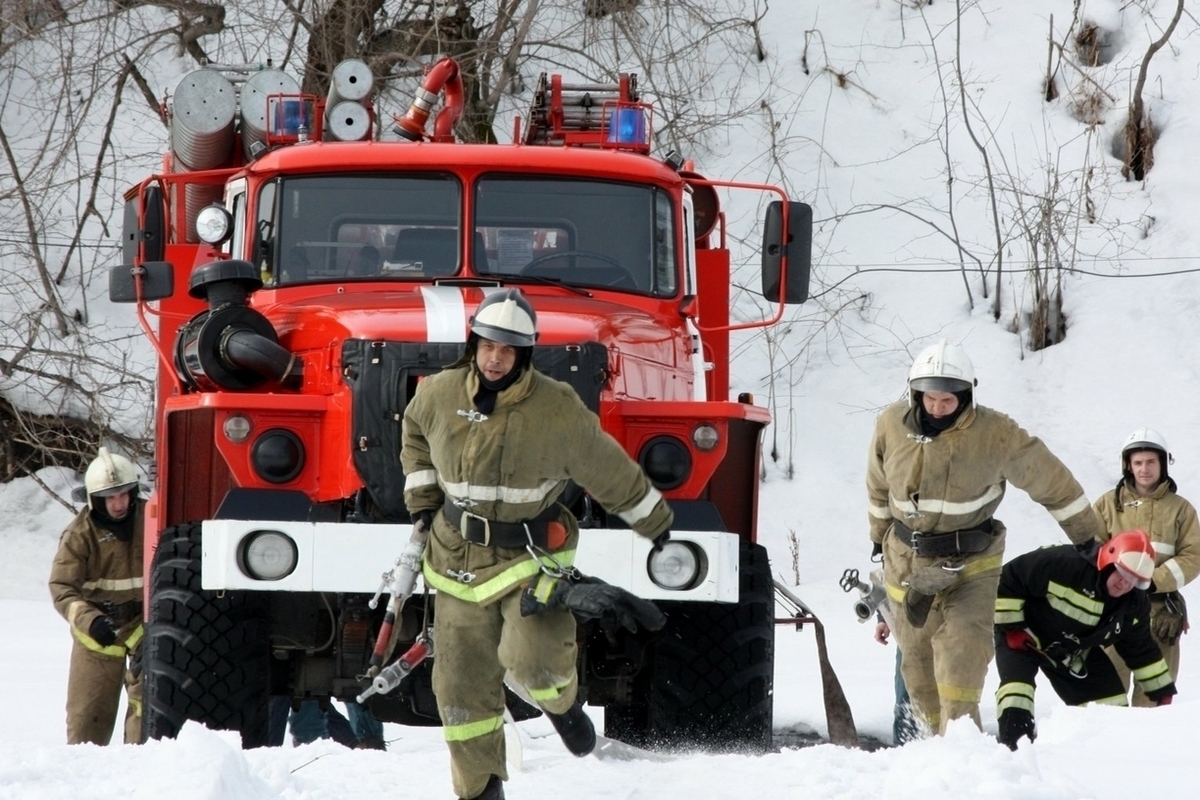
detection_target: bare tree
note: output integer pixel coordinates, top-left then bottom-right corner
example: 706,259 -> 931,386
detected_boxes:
1121,0 -> 1184,181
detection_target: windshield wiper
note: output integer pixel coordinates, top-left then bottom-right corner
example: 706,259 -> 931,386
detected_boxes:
484,273 -> 592,297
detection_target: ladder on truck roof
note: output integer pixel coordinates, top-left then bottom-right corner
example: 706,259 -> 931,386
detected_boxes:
522,72 -> 652,152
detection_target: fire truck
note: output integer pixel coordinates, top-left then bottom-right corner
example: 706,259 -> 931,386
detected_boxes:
111,56 -> 812,751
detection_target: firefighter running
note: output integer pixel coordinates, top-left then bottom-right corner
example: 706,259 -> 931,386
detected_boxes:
867,340 -> 1106,735
993,530 -> 1177,749
401,288 -> 671,800
48,447 -> 146,745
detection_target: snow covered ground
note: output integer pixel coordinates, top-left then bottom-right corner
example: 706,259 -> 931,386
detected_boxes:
4,0 -> 1200,798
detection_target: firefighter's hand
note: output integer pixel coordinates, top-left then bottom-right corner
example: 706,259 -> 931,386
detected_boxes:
650,530 -> 670,553
1005,628 -> 1038,652
1152,592 -> 1186,645
412,510 -> 434,532
89,615 -> 119,647
521,574 -> 666,633
874,619 -> 890,645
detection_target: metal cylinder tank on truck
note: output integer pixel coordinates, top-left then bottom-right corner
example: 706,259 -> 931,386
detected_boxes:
171,69 -> 236,241
240,68 -> 302,161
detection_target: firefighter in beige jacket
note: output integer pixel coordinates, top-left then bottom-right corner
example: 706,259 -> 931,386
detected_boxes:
48,448 -> 145,745
402,289 -> 671,800
1094,427 -> 1200,706
867,341 -> 1104,735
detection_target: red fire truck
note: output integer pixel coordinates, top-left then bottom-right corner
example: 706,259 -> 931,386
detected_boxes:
112,56 -> 811,750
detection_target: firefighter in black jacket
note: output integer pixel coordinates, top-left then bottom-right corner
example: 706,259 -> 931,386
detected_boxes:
993,529 -> 1176,750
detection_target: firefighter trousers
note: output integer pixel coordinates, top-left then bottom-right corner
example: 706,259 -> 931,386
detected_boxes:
886,525 -> 1006,734
432,587 -> 578,799
996,635 -> 1128,713
65,637 -> 143,745
1105,626 -> 1180,708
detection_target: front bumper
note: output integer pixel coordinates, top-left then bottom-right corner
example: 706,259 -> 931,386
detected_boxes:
201,519 -> 739,602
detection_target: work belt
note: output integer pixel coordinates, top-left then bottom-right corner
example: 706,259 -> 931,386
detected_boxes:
893,518 -> 995,558
442,499 -> 559,548
96,599 -> 143,625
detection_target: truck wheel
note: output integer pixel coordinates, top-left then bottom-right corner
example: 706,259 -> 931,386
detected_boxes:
142,522 -> 271,748
605,539 -> 775,751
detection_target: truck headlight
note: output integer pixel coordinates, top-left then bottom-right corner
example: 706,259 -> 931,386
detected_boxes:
239,530 -> 298,581
647,541 -> 704,590
252,428 -> 304,483
638,436 -> 691,490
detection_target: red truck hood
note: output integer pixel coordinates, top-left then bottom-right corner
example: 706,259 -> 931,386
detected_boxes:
268,284 -> 675,352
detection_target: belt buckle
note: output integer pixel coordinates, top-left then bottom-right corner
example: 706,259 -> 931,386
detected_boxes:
909,529 -> 931,555
460,509 -> 491,546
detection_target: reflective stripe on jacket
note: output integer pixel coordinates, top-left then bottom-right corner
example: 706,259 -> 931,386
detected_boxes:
1093,481 -> 1200,593
867,401 -> 1103,546
403,363 -> 672,605
48,503 -> 145,644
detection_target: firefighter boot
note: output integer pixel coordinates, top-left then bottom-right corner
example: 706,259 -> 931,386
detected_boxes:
546,702 -> 596,756
461,774 -> 504,800
997,708 -> 1036,751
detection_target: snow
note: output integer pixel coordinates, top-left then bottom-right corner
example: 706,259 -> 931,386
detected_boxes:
3,1 -> 1200,798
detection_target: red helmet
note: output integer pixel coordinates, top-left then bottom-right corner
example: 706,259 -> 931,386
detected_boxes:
1096,529 -> 1155,590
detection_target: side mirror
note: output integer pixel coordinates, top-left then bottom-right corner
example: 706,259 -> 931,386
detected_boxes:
122,185 -> 165,264
761,201 -> 812,305
109,261 -> 175,303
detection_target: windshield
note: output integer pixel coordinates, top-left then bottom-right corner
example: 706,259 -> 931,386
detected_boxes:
262,173 -> 676,296
266,174 -> 461,284
473,176 -> 676,296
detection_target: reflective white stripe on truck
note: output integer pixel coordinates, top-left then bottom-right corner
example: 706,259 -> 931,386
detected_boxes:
420,285 -> 468,342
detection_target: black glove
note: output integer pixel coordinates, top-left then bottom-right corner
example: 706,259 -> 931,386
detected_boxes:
89,615 -> 119,647
650,530 -> 670,553
521,574 -> 666,633
412,510 -> 434,531
1074,539 -> 1100,561
1151,592 -> 1186,645
997,707 -> 1036,751
871,541 -> 883,561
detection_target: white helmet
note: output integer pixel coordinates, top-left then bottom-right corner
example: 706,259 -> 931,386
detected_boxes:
907,340 -> 976,406
83,447 -> 139,509
1121,427 -> 1173,470
471,288 -> 538,348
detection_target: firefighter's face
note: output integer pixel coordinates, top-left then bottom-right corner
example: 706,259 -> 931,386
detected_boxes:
476,338 -> 517,382
1106,567 -> 1136,598
104,490 -> 132,520
1128,451 -> 1162,496
921,390 -> 960,418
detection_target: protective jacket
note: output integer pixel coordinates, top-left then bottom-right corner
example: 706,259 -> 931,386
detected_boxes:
49,502 -> 146,650
1093,480 -> 1200,593
867,400 -> 1104,733
868,401 -> 1103,548
403,362 -> 673,605
995,544 -> 1174,700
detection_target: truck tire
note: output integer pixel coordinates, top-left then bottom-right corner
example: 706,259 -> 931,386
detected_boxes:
605,539 -> 775,751
142,522 -> 271,748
